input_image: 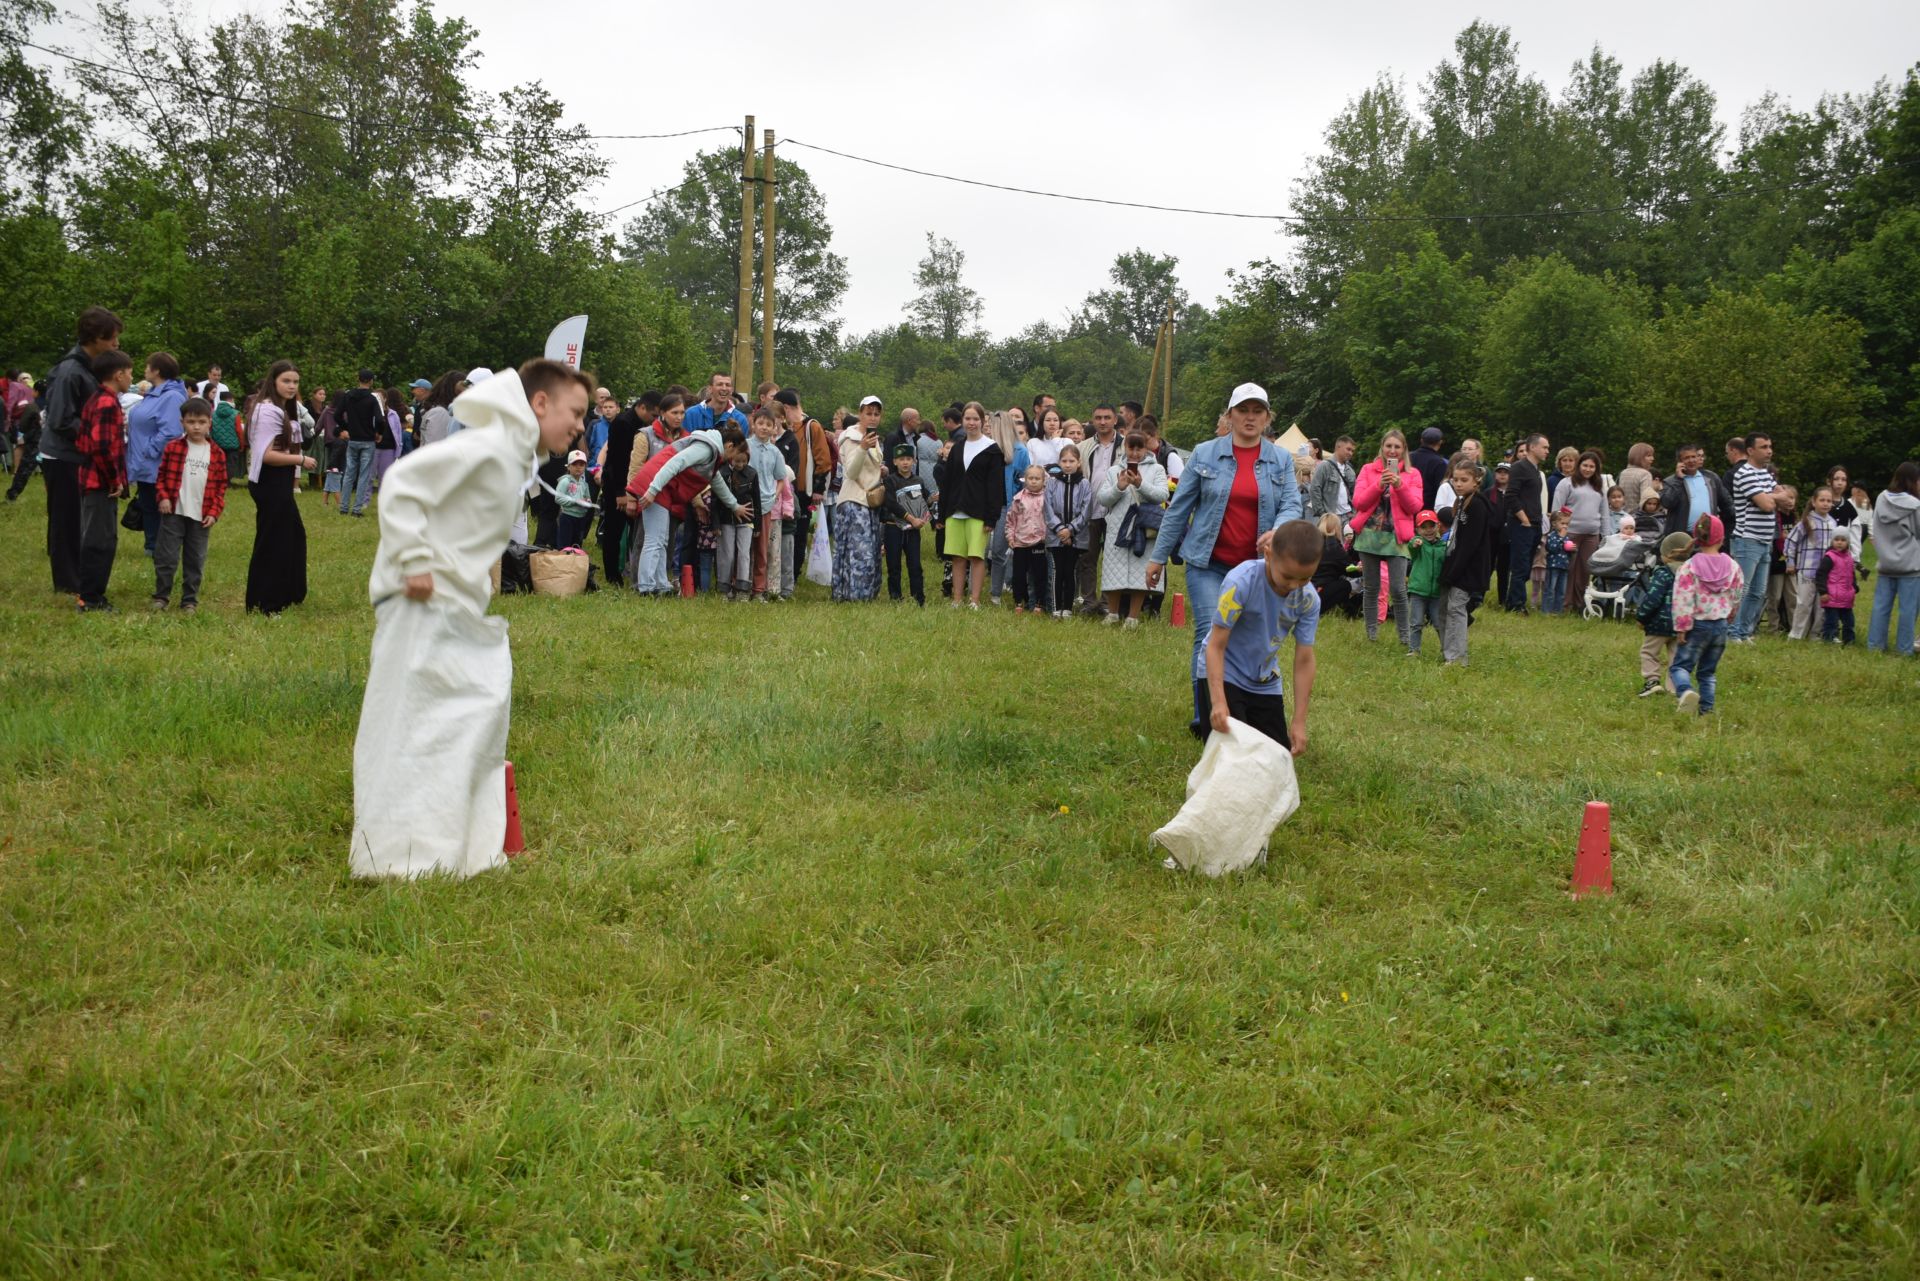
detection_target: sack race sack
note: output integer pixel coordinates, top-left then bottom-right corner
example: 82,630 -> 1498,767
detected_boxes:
806,506 -> 833,586
529,548 -> 589,597
1151,718 -> 1300,877
350,597 -> 511,881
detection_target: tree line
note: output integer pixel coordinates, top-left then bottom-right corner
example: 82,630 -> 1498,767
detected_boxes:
3,4 -> 1913,486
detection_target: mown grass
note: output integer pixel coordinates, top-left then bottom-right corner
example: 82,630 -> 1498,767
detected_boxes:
1,480 -> 1917,1278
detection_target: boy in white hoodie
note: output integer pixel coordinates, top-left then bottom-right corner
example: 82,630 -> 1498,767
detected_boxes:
351,359 -> 590,879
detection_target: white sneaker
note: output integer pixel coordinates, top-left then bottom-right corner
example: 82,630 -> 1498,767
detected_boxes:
1102,613 -> 1121,627
1677,689 -> 1700,714
1122,617 -> 1140,630
989,595 -> 1001,607
1162,855 -> 1181,871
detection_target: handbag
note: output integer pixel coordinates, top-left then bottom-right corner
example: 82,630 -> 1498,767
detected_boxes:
120,499 -> 143,531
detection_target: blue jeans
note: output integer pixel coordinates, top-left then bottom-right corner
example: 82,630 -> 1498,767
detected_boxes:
1504,524 -> 1538,610
988,510 -> 1011,598
1671,618 -> 1729,712
1542,566 -> 1568,614
1867,572 -> 1918,655
1728,535 -> 1770,639
340,441 -> 376,514
634,502 -> 673,594
1406,592 -> 1441,653
1186,560 -> 1229,684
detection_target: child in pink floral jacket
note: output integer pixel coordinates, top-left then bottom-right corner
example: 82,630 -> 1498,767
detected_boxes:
1669,515 -> 1745,715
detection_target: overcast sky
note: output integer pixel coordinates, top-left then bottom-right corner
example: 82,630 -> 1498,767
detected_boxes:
99,2 -> 1920,336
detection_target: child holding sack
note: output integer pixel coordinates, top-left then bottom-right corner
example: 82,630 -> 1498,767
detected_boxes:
350,359 -> 590,880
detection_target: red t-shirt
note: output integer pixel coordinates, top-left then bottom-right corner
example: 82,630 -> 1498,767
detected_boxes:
1213,445 -> 1263,566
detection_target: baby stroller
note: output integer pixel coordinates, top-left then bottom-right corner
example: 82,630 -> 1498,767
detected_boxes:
1583,534 -> 1656,620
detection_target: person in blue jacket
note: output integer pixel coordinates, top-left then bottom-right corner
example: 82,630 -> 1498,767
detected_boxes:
125,352 -> 187,557
1147,382 -> 1306,737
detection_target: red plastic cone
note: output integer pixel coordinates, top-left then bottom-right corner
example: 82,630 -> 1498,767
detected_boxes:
1169,593 -> 1187,626
679,563 -> 695,598
503,761 -> 526,856
1571,800 -> 1612,897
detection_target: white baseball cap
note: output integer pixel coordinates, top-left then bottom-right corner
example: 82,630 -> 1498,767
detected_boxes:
1226,382 -> 1269,410
466,366 -> 494,384
566,449 -> 587,464
859,395 -> 883,408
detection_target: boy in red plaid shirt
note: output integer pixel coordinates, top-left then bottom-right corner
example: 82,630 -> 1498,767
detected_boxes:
151,397 -> 228,612
76,350 -> 133,612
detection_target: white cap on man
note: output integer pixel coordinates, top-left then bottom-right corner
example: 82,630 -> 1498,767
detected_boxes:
859,395 -> 883,408
1227,382 -> 1269,410
466,366 -> 494,385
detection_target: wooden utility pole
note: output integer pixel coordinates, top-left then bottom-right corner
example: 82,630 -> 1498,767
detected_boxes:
1160,297 -> 1174,423
1144,319 -> 1167,418
733,114 -> 757,391
760,130 -> 777,387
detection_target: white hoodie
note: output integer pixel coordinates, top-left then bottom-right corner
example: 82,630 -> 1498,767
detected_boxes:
368,369 -> 541,619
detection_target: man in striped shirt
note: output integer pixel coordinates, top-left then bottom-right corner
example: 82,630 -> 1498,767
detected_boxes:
1727,431 -> 1779,642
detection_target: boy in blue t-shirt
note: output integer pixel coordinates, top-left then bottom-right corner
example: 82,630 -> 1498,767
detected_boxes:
1201,519 -> 1322,756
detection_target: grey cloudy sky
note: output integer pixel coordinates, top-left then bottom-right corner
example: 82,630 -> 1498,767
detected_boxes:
174,2 -> 1920,335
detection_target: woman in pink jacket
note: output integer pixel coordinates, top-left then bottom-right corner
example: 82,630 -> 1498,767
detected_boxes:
1348,429 -> 1425,644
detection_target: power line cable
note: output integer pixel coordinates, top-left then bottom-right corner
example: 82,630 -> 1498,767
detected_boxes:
779,135 -> 1920,225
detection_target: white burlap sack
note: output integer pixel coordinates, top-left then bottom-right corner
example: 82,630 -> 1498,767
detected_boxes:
350,596 -> 512,880
1151,719 -> 1300,877
805,505 -> 834,586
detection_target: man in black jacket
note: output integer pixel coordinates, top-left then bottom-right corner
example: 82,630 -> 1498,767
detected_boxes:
1502,433 -> 1549,612
334,370 -> 384,516
1409,427 -> 1449,509
39,307 -> 123,593
1656,442 -> 1734,544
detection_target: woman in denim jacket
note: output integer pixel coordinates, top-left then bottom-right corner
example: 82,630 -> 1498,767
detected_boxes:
1147,382 -> 1305,737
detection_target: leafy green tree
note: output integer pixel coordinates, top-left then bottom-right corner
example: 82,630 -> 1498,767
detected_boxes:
1288,74 -> 1423,303
0,0 -> 83,201
1632,288 -> 1867,483
1476,255 -> 1645,451
1076,250 -> 1189,345
1712,87 -> 1890,283
620,147 -> 848,365
1406,22 -> 1589,268
908,233 -> 982,343
1772,208 -> 1920,481
1340,235 -> 1487,435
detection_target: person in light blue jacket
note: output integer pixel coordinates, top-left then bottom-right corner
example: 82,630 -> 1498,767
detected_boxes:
124,352 -> 187,557
1148,382 -> 1305,737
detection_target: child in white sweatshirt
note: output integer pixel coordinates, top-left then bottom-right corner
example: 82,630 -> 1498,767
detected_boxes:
350,359 -> 590,880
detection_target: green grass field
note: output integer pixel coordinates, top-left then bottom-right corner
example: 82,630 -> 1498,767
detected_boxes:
2,480 -> 1917,1278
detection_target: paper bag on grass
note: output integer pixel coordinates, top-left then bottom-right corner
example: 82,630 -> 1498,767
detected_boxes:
529,548 -> 589,597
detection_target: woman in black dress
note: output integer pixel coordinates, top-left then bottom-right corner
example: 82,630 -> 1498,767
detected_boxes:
244,360 -> 317,613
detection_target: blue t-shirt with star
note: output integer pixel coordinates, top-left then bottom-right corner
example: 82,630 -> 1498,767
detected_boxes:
1214,558 -> 1321,691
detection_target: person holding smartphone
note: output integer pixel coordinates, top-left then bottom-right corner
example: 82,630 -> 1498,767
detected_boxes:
1346,429 -> 1424,645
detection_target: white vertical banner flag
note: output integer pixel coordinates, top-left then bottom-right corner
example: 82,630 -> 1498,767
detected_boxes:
544,315 -> 589,369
